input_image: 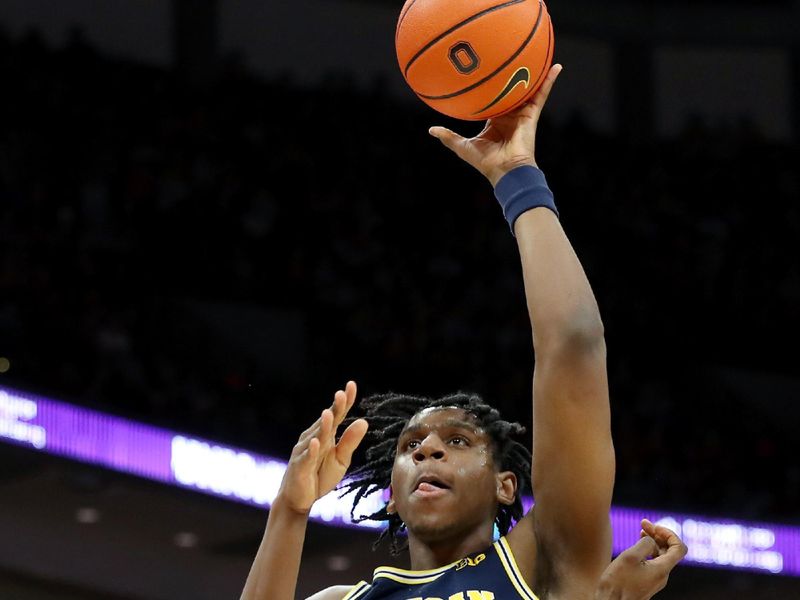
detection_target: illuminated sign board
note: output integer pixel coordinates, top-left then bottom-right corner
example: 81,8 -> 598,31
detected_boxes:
1,385 -> 798,575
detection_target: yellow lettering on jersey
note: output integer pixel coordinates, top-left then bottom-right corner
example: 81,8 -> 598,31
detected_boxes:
455,553 -> 486,571
405,592 -> 493,600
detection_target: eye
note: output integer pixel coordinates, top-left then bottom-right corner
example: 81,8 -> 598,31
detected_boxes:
406,440 -> 420,450
449,436 -> 469,446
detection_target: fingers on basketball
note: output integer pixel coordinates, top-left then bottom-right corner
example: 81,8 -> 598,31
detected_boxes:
524,63 -> 562,115
429,126 -> 466,149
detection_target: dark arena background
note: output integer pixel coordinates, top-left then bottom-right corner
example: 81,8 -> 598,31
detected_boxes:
1,0 -> 799,598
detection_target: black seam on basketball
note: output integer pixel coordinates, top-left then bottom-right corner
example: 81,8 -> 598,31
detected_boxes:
403,0 -> 528,78
417,0 -> 544,101
526,19 -> 553,97
396,0 -> 420,42
477,12 -> 553,117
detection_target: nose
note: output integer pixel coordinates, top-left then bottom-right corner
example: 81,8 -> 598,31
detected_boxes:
413,434 -> 446,463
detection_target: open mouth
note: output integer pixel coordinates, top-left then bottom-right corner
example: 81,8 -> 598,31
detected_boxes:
414,477 -> 451,493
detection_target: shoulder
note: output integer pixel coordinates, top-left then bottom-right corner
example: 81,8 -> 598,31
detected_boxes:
507,508 -> 608,599
506,510 -> 538,570
305,584 -> 356,600
505,511 -> 548,594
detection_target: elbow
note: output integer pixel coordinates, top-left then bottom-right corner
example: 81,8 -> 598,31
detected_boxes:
535,310 -> 605,354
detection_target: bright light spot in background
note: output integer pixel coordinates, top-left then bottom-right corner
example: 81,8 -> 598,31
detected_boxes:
173,532 -> 199,549
75,507 -> 101,524
327,556 -> 351,572
0,358 -> 10,373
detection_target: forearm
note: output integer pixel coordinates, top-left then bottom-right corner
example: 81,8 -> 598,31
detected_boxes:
514,207 -> 603,348
240,496 -> 310,600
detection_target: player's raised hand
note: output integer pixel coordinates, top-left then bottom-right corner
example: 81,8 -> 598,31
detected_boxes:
429,63 -> 562,187
277,381 -> 369,514
594,519 -> 688,600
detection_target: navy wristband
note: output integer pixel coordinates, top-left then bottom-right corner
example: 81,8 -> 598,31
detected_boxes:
493,165 -> 559,235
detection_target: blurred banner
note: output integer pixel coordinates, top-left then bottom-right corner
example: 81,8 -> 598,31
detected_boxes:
2,384 -> 798,577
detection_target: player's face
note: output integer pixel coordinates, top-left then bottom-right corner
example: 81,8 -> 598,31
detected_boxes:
388,407 -> 514,543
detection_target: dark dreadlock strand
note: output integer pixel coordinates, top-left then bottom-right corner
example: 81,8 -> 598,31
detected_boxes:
339,391 -> 532,556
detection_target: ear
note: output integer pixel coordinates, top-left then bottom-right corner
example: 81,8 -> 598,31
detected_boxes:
495,471 -> 517,506
386,485 -> 396,515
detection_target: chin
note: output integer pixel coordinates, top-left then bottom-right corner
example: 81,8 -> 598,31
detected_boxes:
405,514 -> 464,543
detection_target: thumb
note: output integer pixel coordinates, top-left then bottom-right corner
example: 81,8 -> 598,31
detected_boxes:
650,530 -> 688,570
429,126 -> 467,154
335,419 -> 369,468
623,535 -> 660,563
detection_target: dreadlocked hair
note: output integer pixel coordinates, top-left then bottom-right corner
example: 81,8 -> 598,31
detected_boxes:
339,391 -> 532,556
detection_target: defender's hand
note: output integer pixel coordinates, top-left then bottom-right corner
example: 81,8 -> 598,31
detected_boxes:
594,519 -> 688,600
277,381 -> 369,514
429,64 -> 563,187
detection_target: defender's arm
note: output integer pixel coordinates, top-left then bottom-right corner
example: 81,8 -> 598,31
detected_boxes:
240,383 -> 368,600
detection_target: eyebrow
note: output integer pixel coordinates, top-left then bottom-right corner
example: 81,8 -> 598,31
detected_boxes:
399,418 -> 481,439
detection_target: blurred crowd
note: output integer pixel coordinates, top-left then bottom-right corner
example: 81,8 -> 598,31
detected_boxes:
1,29 -> 798,521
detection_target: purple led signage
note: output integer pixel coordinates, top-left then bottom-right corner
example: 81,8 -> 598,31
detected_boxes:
1,385 -> 798,576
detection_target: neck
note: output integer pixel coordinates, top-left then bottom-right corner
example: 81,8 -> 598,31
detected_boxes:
406,527 -> 495,571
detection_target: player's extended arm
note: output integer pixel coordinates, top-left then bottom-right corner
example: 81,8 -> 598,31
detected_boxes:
430,65 -> 614,597
240,382 -> 368,600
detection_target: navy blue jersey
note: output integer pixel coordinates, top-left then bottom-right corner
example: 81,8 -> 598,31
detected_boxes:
343,536 -> 539,600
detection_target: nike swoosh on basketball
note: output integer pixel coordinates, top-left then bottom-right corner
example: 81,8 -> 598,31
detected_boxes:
474,66 -> 530,115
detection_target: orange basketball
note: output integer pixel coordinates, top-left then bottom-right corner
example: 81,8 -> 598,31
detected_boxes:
395,0 -> 554,121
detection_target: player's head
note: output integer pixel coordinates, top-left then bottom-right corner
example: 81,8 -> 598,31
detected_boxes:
342,392 -> 531,555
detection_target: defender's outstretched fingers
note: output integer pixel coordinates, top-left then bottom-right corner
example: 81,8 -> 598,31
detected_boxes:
344,381 -> 357,413
330,390 -> 347,426
301,437 -> 320,464
298,414 -> 323,441
292,411 -> 324,456
336,419 -> 369,467
332,381 -> 358,427
315,408 -> 335,452
297,409 -> 329,445
292,428 -> 321,462
330,381 -> 358,426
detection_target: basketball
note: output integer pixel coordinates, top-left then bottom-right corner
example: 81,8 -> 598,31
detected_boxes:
395,0 -> 554,121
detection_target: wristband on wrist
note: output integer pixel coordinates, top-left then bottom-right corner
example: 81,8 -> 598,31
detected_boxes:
493,165 -> 559,235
